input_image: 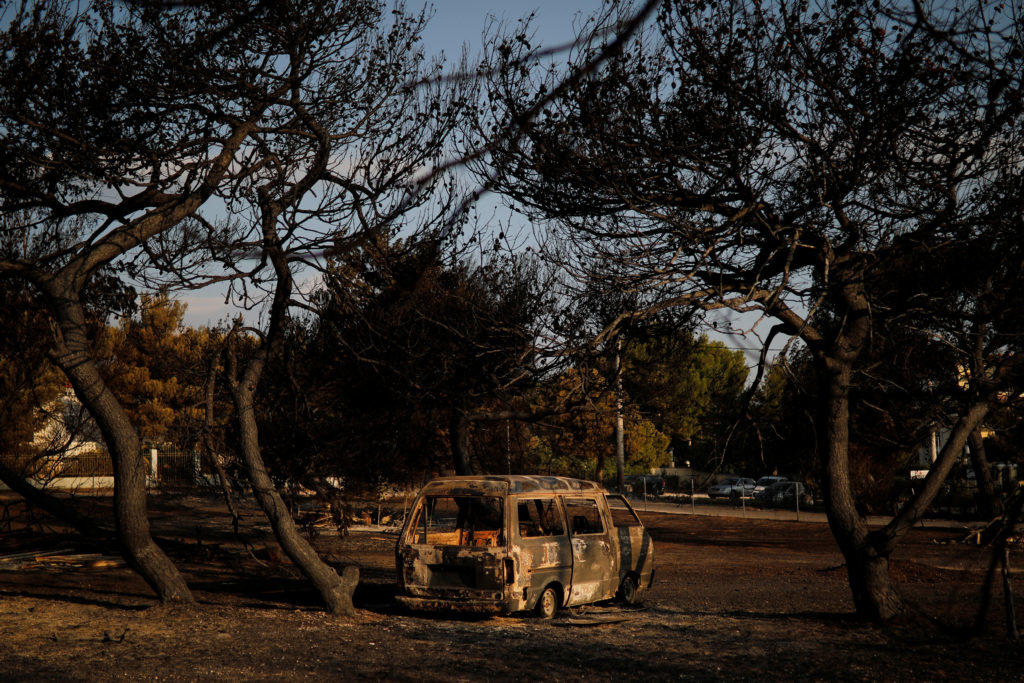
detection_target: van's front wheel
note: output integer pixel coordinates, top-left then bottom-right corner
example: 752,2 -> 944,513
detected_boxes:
535,586 -> 558,619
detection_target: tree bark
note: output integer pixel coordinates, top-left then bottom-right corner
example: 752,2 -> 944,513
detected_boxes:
811,278 -> 904,621
817,351 -> 904,621
200,356 -> 240,534
968,428 -> 999,519
879,401 -> 990,548
817,323 -> 992,622
1001,547 -> 1019,640
230,381 -> 358,615
845,551 -> 903,622
971,487 -> 1023,635
45,292 -> 193,604
224,211 -> 359,615
594,447 -> 606,485
450,410 -> 474,475
201,446 -> 240,534
614,336 -> 626,492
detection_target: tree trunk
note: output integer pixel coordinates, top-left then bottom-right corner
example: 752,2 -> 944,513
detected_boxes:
223,223 -> 359,615
1001,547 -> 1019,641
614,337 -> 626,492
47,294 -> 193,604
844,549 -> 903,622
200,359 -> 240,534
231,389 -> 358,615
201,447 -> 240,535
450,410 -> 474,475
817,352 -> 903,621
880,401 -> 990,545
968,428 -> 999,519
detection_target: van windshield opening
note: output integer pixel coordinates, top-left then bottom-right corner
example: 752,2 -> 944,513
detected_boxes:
413,495 -> 504,547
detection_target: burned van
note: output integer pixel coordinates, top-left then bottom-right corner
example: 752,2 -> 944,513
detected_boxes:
395,475 -> 654,618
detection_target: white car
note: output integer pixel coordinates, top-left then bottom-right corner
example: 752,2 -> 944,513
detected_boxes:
707,477 -> 756,499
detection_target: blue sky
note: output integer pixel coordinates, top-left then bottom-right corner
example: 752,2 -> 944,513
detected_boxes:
180,1 -> 604,327
419,1 -> 603,60
176,2 -> 786,372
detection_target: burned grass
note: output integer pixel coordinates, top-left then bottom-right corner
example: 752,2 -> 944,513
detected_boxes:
0,495 -> 1019,680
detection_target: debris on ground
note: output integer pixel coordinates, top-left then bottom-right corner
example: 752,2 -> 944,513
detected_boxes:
553,614 -> 635,627
0,547 -> 124,571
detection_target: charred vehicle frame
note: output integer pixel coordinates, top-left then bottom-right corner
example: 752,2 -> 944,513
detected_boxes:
395,475 -> 655,618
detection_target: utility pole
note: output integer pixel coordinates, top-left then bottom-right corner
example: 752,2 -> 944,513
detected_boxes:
615,336 -> 626,492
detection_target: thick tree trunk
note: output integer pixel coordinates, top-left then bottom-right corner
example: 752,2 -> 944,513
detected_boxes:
968,428 -> 999,519
818,354 -> 904,621
844,549 -> 903,622
232,391 -> 358,615
47,294 -> 193,604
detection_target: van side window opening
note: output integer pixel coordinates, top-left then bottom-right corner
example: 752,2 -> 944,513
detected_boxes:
415,495 -> 504,546
607,495 -> 643,527
516,498 -> 565,537
563,497 -> 604,535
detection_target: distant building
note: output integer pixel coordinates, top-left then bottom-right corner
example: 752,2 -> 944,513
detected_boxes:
31,386 -> 104,460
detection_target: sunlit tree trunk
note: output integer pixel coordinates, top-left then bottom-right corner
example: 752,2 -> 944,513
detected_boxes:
46,290 -> 193,604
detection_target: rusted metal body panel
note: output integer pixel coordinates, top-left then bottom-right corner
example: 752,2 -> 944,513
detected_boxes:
608,494 -> 655,601
395,475 -> 654,615
563,496 -> 617,606
512,494 -> 573,611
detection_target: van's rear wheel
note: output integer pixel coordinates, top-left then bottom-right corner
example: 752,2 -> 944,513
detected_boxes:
619,575 -> 640,605
535,586 -> 558,619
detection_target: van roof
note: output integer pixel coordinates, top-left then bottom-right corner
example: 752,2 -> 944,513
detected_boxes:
420,475 -> 606,495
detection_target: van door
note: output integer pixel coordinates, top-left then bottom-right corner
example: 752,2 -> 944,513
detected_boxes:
512,496 -> 572,609
563,496 -> 617,605
606,493 -> 654,593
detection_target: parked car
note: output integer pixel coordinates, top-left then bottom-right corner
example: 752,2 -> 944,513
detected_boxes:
755,481 -> 813,507
625,474 -> 666,496
752,476 -> 787,496
395,475 -> 655,618
707,477 -> 756,499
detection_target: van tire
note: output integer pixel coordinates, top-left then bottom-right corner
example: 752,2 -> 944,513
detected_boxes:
535,586 -> 559,619
619,574 -> 641,606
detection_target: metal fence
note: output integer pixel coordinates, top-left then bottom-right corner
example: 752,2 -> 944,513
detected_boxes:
0,445 -> 219,492
55,451 -> 114,477
143,444 -> 215,489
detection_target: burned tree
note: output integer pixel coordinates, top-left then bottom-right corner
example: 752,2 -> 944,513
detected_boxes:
482,0 -> 1024,620
0,0 -> 463,607
132,2 -> 474,614
309,244 -> 556,478
0,1 -> 265,602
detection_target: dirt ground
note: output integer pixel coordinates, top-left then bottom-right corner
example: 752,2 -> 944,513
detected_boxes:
0,493 -> 1020,680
